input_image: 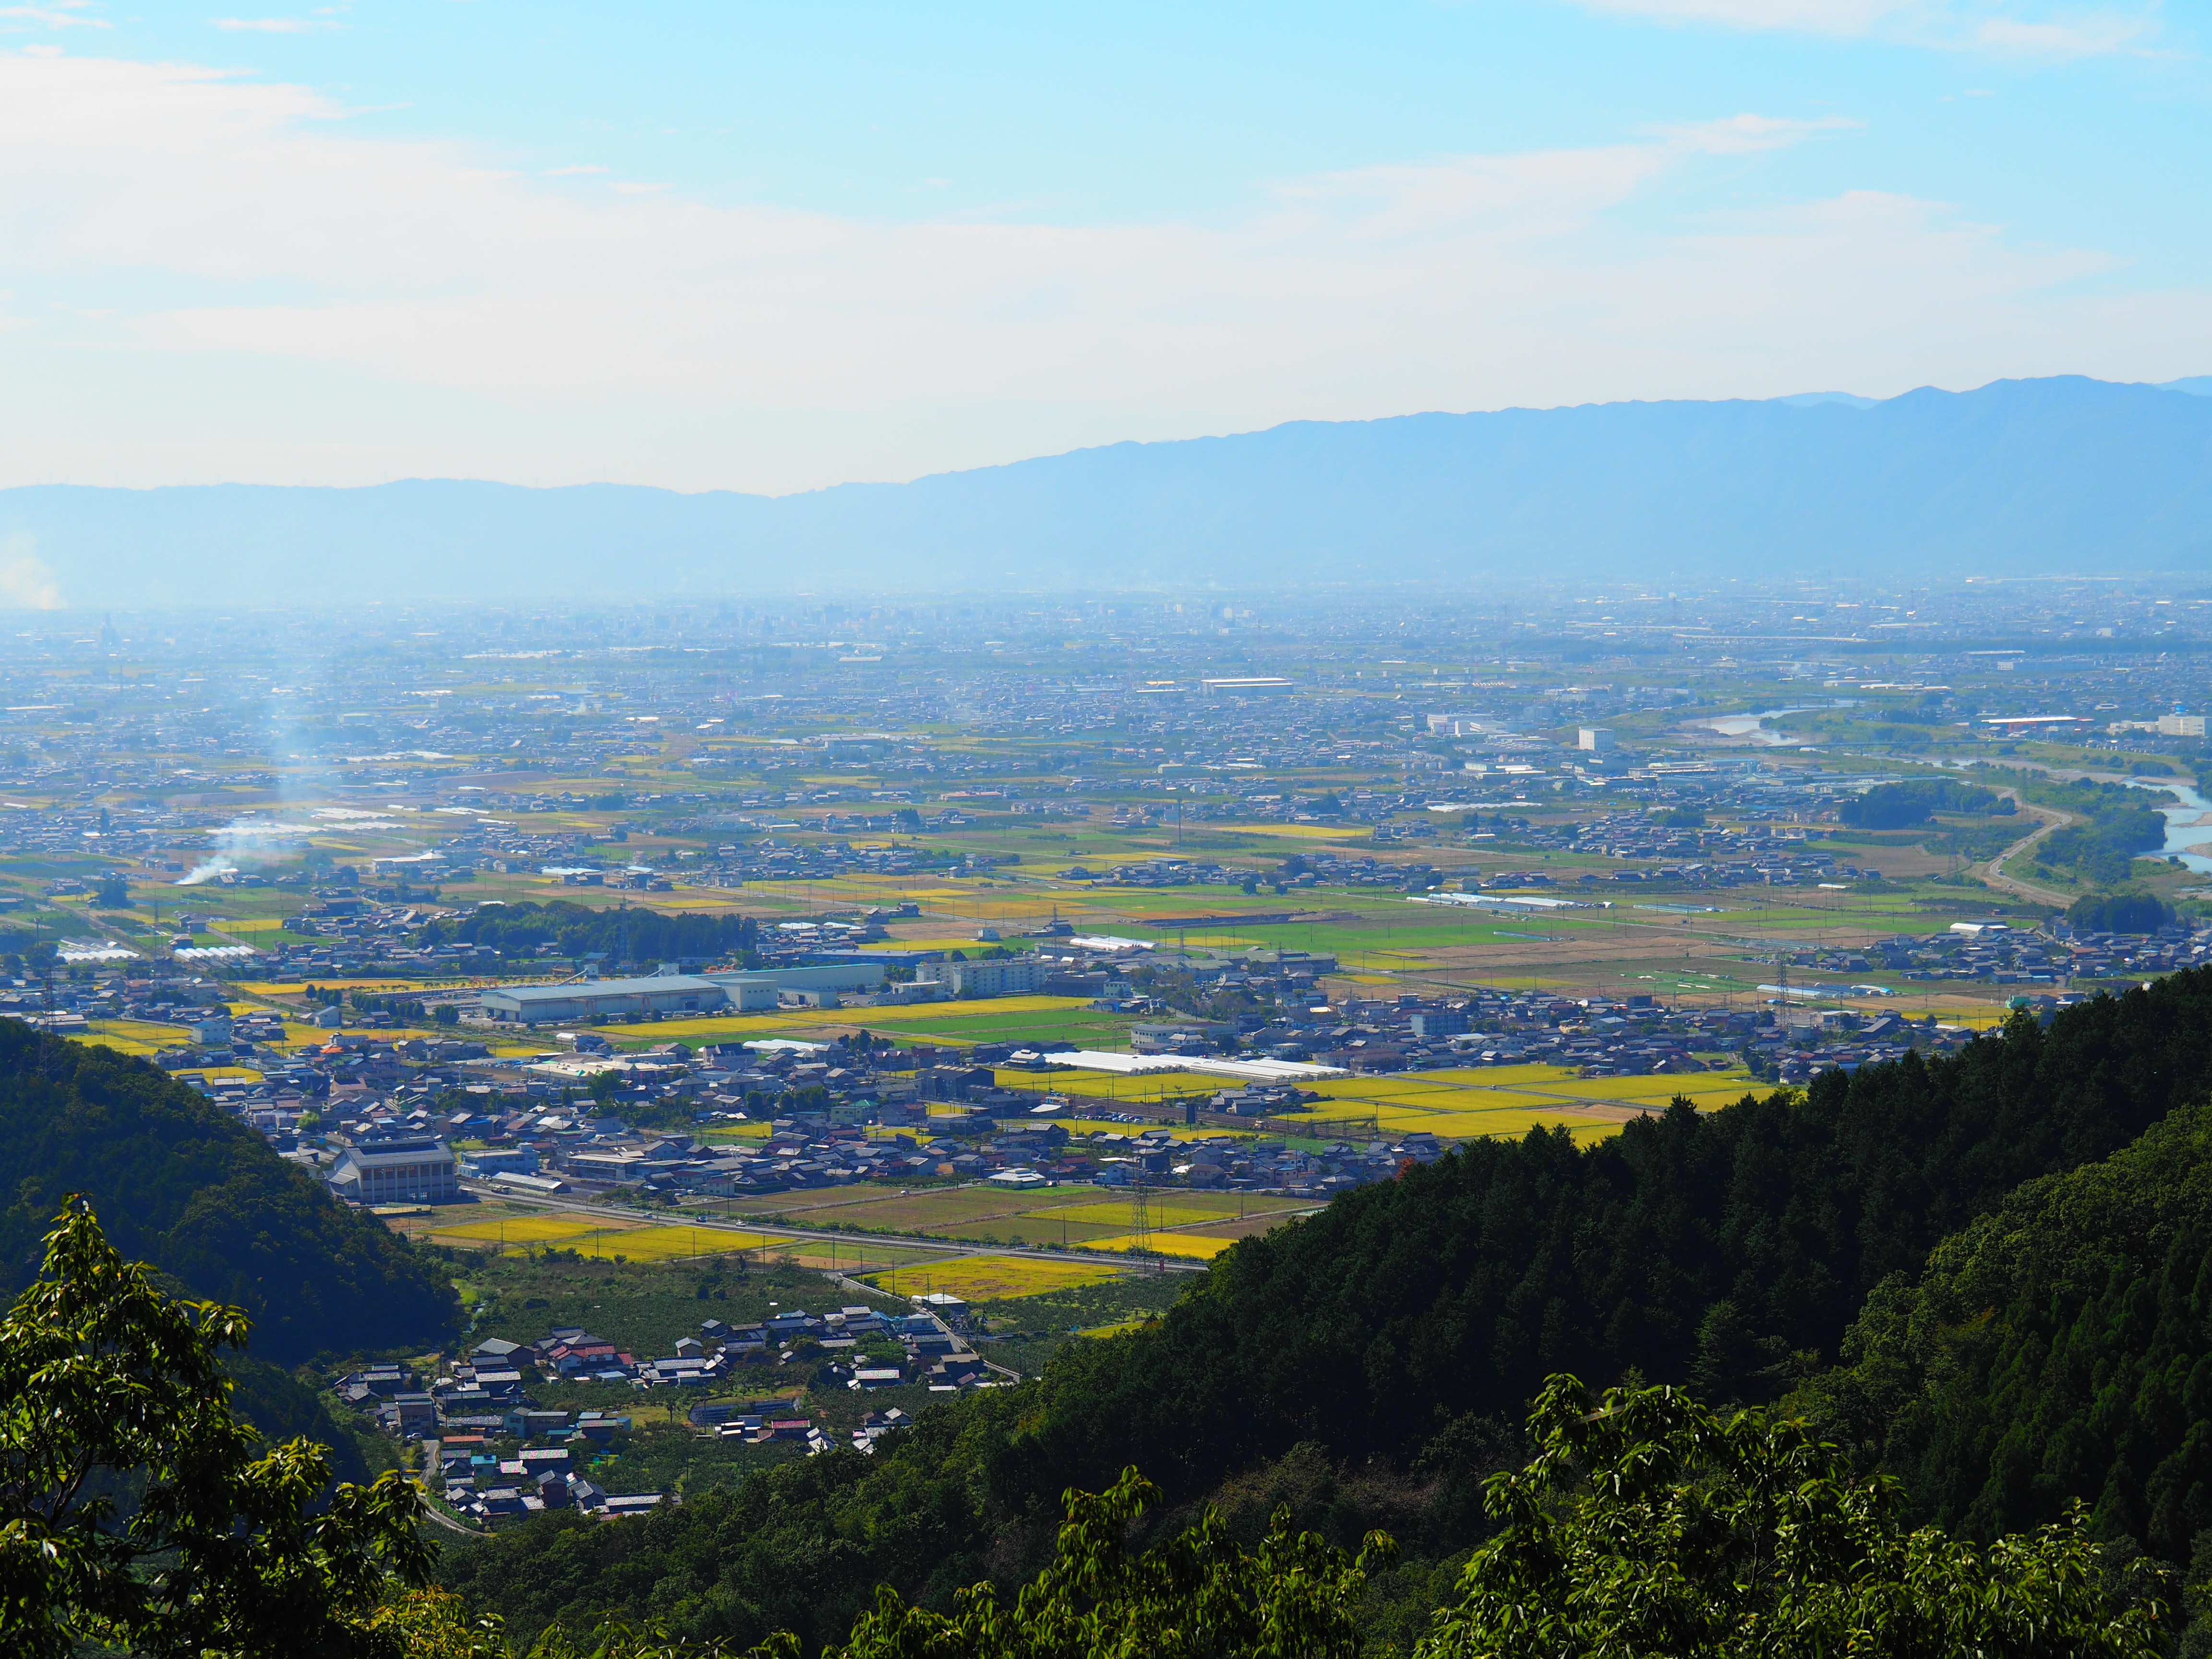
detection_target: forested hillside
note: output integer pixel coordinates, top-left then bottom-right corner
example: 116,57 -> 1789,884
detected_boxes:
990,974 -> 2212,1510
1796,1095 -> 2212,1561
443,970 -> 2212,1648
0,1022 -> 458,1363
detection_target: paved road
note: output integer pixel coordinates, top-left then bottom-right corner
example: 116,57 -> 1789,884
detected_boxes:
1974,796 -> 2078,910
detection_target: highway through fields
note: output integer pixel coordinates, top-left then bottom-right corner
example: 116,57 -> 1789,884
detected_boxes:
1976,797 -> 2078,910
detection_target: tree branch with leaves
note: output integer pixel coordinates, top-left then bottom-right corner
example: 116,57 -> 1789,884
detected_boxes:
0,1199 -> 435,1658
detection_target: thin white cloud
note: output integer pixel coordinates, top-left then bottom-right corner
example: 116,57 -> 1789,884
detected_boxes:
0,50 -> 2201,493
1562,0 -> 2160,56
212,17 -> 337,33
1971,12 -> 2151,52
541,164 -> 610,177
0,1 -> 108,30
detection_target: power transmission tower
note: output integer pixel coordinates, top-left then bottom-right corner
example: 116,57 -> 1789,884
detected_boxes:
1129,1169 -> 1153,1258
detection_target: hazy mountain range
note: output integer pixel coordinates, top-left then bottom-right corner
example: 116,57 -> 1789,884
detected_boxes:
4,374 -> 2210,607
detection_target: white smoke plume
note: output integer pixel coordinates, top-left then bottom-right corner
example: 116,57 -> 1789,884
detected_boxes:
175,817 -> 316,885
0,535 -> 63,610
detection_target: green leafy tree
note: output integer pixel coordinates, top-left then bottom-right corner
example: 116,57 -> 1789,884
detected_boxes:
828,1466 -> 1390,1659
1840,779 -> 2008,830
94,875 -> 130,909
0,1199 -> 434,1657
2068,890 -> 2175,934
1420,1374 -> 2163,1659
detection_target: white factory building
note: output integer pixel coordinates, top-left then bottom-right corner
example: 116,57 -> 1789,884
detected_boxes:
328,1139 -> 459,1205
475,962 -> 886,1024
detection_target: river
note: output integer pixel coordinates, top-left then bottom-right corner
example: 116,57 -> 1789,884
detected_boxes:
1695,703 -> 1857,746
2122,777 -> 2212,873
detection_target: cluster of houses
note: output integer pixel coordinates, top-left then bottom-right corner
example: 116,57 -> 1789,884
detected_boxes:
336,1298 -> 987,1526
1889,921 -> 2212,986
435,1410 -> 666,1522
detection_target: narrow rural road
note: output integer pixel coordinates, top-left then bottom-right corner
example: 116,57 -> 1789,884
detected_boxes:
1974,796 -> 2078,910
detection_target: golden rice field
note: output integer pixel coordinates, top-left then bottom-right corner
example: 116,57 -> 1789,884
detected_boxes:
862,1253 -> 1122,1301
1038,1197 -> 1309,1229
429,1214 -> 781,1259
994,1067 -> 1217,1104
1290,1064 -> 1761,1140
577,1225 -> 785,1262
1085,1232 -> 1235,1260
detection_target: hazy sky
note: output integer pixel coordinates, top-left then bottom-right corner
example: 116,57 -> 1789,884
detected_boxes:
0,0 -> 2204,493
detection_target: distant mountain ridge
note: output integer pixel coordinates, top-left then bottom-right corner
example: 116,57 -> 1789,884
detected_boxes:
5,374 -> 2211,603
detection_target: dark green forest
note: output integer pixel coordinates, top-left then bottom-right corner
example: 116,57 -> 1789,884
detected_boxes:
1840,777 -> 2010,829
1797,1095 -> 2212,1560
2011,774 -> 2173,885
0,1023 -> 461,1481
2071,889 -> 2178,933
0,1021 -> 458,1363
422,899 -> 760,967
441,969 -> 2212,1648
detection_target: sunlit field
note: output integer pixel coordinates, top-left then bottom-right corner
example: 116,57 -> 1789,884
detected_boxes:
862,1253 -> 1124,1300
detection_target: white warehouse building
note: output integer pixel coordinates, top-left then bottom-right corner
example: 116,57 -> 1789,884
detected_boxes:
328,1140 -> 459,1205
476,962 -> 889,1024
478,974 -> 731,1024
917,957 -> 1041,998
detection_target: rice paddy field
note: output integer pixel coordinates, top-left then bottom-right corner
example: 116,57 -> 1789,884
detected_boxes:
860,1253 -> 1123,1301
988,1060 -> 1761,1144
1292,1064 -> 1761,1140
1044,1196 -> 1305,1229
991,1067 -> 1223,1107
424,1214 -> 783,1258
1082,1232 -> 1237,1261
709,1178 -> 1311,1250
402,1206 -> 945,1271
591,995 -> 1127,1052
720,1186 -> 1130,1247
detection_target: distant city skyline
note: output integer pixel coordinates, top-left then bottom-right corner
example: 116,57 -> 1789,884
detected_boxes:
0,0 -> 2203,493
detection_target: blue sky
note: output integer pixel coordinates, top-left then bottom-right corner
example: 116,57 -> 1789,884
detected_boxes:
0,0 -> 2202,491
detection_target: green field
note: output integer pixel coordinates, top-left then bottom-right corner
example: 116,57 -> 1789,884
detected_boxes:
593,995 -> 1123,1052
1040,1196 -> 1309,1228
